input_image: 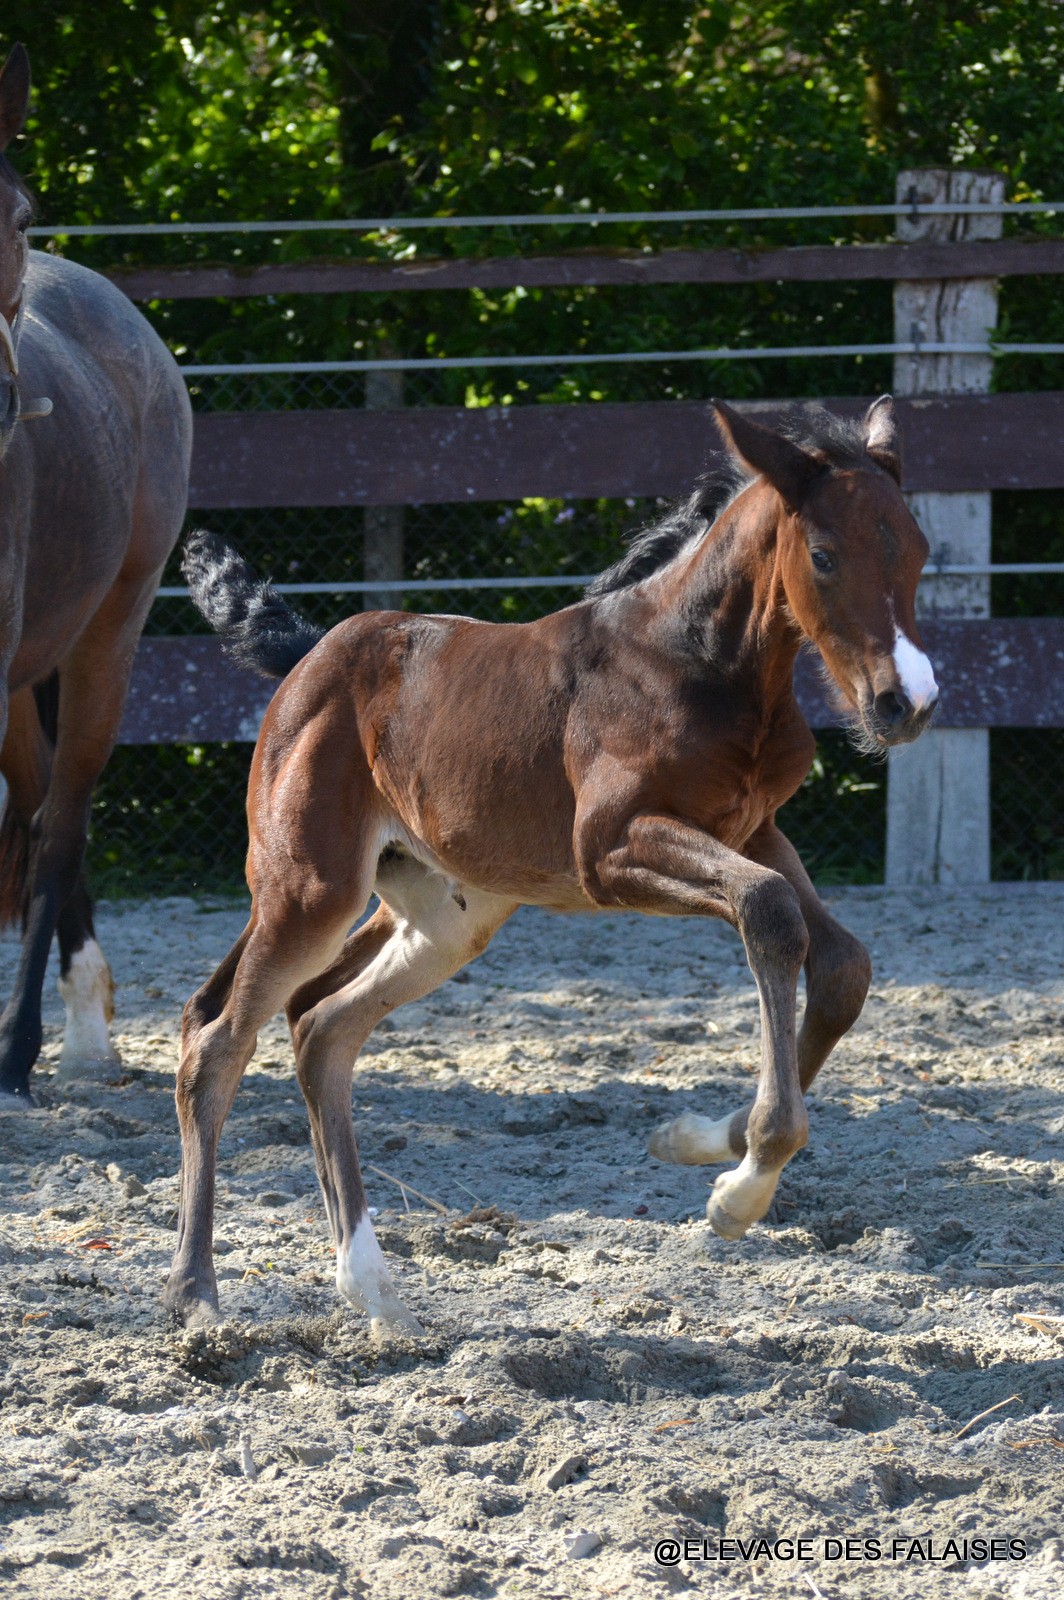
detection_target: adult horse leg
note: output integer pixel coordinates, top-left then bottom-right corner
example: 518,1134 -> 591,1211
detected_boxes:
0,687 -> 50,934
0,576 -> 159,1100
649,822 -> 871,1171
287,862 -> 515,1338
0,680 -> 119,1079
35,672 -> 120,1075
582,809 -> 809,1238
55,879 -> 118,1076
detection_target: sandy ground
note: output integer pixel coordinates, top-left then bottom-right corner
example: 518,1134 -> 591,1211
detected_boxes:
0,887 -> 1062,1600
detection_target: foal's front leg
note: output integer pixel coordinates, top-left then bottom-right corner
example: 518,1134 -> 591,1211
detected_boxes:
650,821 -> 871,1170
582,811 -> 810,1238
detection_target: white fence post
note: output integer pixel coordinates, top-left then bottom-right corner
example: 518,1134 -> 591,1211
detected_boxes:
885,167 -> 1004,886
363,367 -> 405,610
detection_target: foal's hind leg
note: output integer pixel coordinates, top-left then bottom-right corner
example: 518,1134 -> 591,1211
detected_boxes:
287,869 -> 515,1338
649,821 -> 870,1168
164,907 -> 351,1325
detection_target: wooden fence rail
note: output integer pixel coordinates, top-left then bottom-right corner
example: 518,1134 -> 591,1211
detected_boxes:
186,392 -> 1064,508
107,236 -> 1064,300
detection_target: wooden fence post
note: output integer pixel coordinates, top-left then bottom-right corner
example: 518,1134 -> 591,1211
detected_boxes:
363,367 -> 405,610
885,167 -> 1004,885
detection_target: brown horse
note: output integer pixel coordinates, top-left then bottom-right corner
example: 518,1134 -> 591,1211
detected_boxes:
166,396 -> 937,1337
0,45 -> 192,1102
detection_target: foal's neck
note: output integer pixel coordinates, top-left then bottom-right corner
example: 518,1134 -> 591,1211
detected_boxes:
670,479 -> 801,681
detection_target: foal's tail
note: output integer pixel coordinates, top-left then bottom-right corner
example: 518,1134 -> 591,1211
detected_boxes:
181,529 -> 324,680
0,673 -> 60,929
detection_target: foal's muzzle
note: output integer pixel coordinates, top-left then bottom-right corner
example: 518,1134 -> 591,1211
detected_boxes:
863,686 -> 939,746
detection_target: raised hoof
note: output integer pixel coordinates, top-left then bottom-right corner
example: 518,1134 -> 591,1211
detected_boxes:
649,1110 -> 735,1166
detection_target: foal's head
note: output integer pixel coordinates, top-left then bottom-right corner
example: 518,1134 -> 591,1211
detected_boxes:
0,44 -> 32,448
713,398 -> 937,747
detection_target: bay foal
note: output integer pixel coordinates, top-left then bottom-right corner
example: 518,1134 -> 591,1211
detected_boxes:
166,399 -> 937,1337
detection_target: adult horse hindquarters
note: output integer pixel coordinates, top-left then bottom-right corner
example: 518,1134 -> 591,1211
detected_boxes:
0,45 -> 192,1102
166,396 -> 937,1339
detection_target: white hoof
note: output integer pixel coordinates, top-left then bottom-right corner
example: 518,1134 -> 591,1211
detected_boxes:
370,1302 -> 425,1342
706,1157 -> 779,1240
706,1190 -> 752,1240
337,1217 -> 423,1339
53,1046 -> 122,1084
57,941 -> 119,1079
649,1110 -> 738,1166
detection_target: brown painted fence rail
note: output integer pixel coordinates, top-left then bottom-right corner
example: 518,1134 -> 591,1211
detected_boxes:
188,392 -> 1064,508
108,237 -> 1064,300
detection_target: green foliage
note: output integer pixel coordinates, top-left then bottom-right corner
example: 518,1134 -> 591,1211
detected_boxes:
7,2 -> 1064,390
389,2 -> 1064,227
88,742 -> 253,897
777,734 -> 886,884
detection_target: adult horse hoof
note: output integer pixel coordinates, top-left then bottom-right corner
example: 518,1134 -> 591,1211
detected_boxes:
0,1084 -> 35,1108
53,1047 -> 122,1084
166,1295 -> 221,1330
649,1110 -> 735,1165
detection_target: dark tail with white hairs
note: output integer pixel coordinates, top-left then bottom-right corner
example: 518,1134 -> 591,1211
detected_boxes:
181,529 -> 325,680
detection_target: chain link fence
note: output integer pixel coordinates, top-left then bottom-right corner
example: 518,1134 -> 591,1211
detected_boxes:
77,370 -> 1064,897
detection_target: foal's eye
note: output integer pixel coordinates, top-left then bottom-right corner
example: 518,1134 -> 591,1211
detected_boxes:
810,548 -> 836,574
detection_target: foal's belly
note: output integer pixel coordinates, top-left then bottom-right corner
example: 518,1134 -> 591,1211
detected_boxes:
390,809 -> 591,913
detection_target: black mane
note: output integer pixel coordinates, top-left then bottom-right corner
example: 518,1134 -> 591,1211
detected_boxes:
585,464 -> 746,599
586,404 -> 870,599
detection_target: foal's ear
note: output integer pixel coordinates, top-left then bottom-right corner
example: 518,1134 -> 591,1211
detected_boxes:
863,394 -> 902,483
711,400 -> 821,511
0,44 -> 30,153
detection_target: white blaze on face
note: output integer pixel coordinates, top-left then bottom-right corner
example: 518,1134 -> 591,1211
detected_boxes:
892,628 -> 938,712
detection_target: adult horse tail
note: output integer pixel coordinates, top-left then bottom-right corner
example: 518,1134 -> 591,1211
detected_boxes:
182,529 -> 323,681
0,672 -> 60,929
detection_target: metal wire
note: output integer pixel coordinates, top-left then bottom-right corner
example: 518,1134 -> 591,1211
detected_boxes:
154,575 -> 598,597
27,200 -> 1064,237
155,562 -> 1064,600
177,341 -> 1064,378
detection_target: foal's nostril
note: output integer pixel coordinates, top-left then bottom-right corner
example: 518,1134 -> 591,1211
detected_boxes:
873,689 -> 913,727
